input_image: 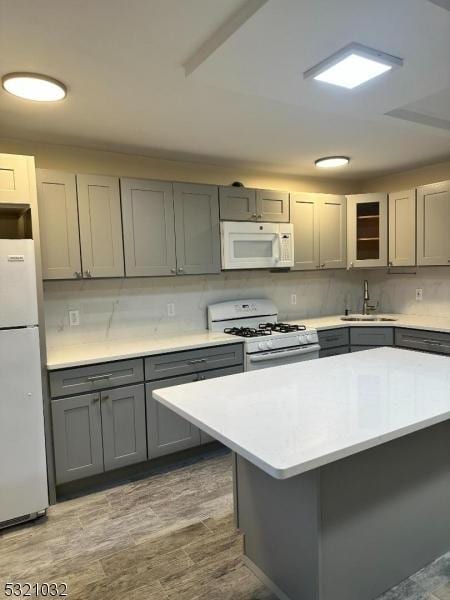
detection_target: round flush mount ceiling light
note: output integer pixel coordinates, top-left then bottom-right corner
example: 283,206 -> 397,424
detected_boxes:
2,72 -> 67,101
315,156 -> 350,168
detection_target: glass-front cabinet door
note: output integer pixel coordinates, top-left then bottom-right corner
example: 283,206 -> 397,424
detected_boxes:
346,193 -> 388,268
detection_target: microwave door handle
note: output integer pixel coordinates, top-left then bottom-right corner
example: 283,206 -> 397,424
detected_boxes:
273,233 -> 282,264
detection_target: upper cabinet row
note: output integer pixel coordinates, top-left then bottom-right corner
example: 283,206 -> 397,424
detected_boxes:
347,181 -> 450,269
30,165 -> 450,278
36,171 -> 220,279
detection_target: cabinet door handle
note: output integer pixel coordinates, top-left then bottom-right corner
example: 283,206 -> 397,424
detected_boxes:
92,395 -> 100,402
257,214 -> 262,219
251,213 -> 257,219
87,374 -> 113,382
188,358 -> 207,365
170,268 -> 176,273
178,267 -> 184,273
74,271 -> 82,279
85,269 -> 92,278
102,394 -> 109,401
321,263 -> 325,268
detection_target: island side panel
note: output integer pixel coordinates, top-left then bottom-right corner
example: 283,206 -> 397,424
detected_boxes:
235,455 -> 320,600
319,420 -> 450,600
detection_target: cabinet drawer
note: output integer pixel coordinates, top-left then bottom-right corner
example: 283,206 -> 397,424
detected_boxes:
49,359 -> 144,398
350,327 -> 394,347
319,346 -> 350,358
145,344 -> 243,381
395,328 -> 450,355
318,328 -> 349,349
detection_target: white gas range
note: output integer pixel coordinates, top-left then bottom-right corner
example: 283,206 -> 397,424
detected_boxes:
208,299 -> 320,371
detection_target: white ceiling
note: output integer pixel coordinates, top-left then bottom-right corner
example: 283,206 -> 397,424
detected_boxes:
0,0 -> 450,180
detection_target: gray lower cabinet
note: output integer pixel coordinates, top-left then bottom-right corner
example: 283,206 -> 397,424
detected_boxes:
145,343 -> 243,381
319,346 -> 350,358
395,328 -> 450,355
349,327 -> 394,347
318,328 -> 349,350
146,364 -> 243,458
146,374 -> 202,459
101,384 -> 147,471
52,392 -> 103,484
51,384 -> 146,484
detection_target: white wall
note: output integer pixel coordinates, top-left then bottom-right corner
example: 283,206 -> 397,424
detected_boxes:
367,268 -> 450,317
44,270 -> 363,348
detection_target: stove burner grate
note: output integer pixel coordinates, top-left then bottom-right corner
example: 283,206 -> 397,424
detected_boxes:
258,322 -> 307,333
224,327 -> 272,338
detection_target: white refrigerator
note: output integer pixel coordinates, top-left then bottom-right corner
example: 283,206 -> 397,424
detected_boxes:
0,239 -> 49,527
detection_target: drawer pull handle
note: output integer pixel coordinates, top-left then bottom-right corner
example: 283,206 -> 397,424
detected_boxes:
402,337 -> 445,347
87,374 -> 114,382
188,358 -> 208,365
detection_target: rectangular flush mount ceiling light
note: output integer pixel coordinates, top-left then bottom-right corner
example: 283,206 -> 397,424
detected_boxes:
304,43 -> 403,89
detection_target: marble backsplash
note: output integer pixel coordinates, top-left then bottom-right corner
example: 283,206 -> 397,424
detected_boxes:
43,270 -> 363,348
368,268 -> 450,317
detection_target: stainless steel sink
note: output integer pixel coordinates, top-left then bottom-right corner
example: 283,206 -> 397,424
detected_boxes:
340,315 -> 397,322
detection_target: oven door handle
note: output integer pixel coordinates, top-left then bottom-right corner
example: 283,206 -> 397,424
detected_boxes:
248,344 -> 320,363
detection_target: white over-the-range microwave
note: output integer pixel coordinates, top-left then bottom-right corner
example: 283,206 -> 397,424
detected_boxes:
220,221 -> 294,270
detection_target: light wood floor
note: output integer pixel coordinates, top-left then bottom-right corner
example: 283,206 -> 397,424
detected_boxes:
0,450 -> 449,600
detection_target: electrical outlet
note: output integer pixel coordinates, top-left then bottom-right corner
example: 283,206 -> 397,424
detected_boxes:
416,288 -> 423,301
69,310 -> 80,326
167,303 -> 175,317
291,294 -> 297,305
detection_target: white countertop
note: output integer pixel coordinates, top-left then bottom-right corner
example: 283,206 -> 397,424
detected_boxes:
290,313 -> 450,333
153,348 -> 450,480
46,332 -> 240,370
45,313 -> 450,369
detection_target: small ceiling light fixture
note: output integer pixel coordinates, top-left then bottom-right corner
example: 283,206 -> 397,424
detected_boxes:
315,156 -> 350,169
2,72 -> 67,101
304,43 -> 403,90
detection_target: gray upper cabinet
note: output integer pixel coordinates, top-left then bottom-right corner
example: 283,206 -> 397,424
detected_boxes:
417,181 -> 450,266
347,193 -> 388,268
219,186 -> 289,222
219,186 -> 257,221
290,193 -> 319,270
52,392 -> 103,484
255,189 -> 289,222
146,374 -> 202,458
77,174 -> 124,278
173,182 -> 220,275
121,178 -> 176,277
319,195 -> 346,269
389,189 -> 416,267
36,169 -> 82,279
290,193 -> 346,270
101,384 -> 147,471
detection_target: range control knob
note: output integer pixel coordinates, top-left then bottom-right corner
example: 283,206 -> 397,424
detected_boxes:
307,332 -> 317,343
298,334 -> 307,344
266,340 -> 273,349
258,342 -> 268,351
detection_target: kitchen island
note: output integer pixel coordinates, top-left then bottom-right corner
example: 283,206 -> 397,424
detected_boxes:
153,348 -> 450,600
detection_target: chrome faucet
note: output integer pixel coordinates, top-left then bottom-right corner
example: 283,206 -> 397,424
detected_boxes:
362,279 -> 370,315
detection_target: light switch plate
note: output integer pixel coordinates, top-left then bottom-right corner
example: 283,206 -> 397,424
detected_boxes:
69,310 -> 80,326
415,289 -> 423,301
